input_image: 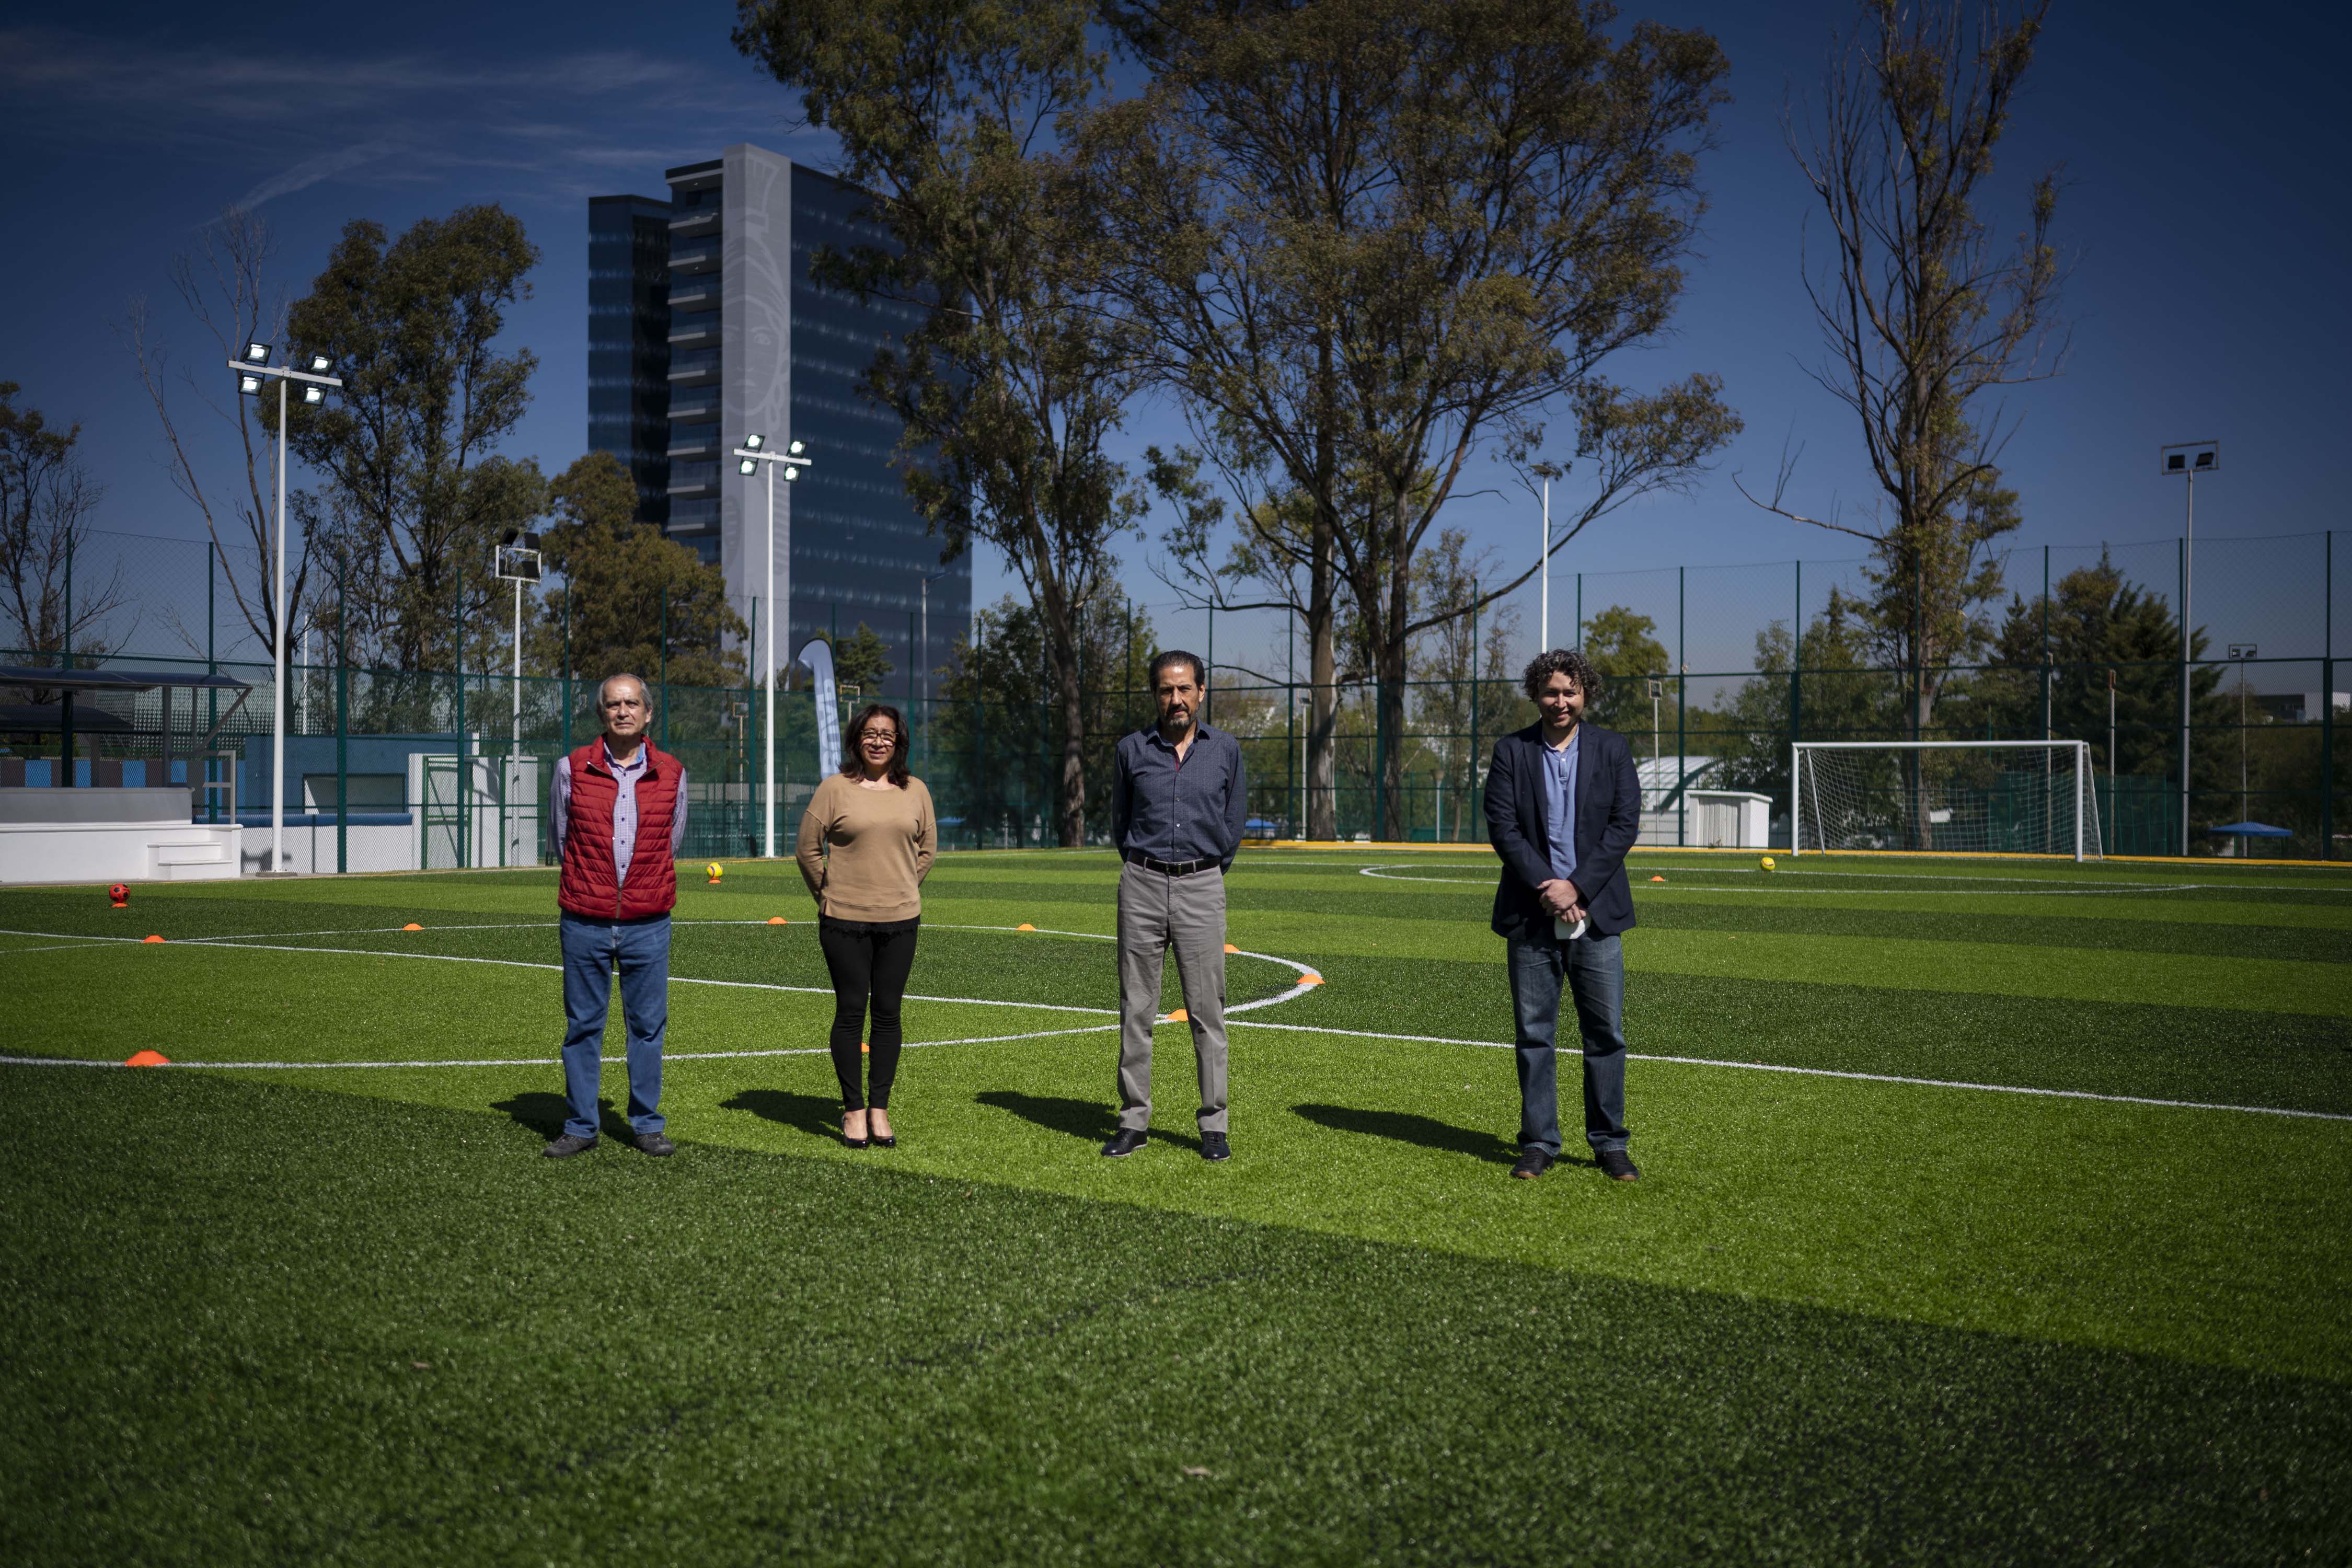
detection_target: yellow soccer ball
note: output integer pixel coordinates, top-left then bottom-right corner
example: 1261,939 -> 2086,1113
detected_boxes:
705,862 -> 725,881
1759,855 -> 1777,871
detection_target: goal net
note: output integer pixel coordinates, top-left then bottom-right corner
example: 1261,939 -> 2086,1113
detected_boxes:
1792,741 -> 2104,860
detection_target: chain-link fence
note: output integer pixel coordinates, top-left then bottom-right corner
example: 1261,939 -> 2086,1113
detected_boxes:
6,527 -> 2346,863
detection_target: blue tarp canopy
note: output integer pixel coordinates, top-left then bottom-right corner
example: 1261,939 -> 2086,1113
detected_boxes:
2209,821 -> 2293,837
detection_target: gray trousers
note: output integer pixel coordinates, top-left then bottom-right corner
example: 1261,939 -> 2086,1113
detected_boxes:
1115,860 -> 1229,1133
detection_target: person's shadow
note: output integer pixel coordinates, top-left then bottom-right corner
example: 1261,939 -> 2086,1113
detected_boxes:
722,1088 -> 846,1142
1290,1103 -> 1523,1167
974,1090 -> 1191,1150
493,1091 -> 639,1142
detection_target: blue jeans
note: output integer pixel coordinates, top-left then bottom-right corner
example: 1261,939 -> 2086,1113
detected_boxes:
559,912 -> 670,1140
1505,930 -> 1630,1156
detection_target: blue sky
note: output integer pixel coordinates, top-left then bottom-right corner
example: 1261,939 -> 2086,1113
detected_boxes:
4,0 -> 2346,677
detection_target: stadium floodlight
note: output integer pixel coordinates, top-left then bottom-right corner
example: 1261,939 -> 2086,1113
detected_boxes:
2162,440 -> 2221,854
226,346 -> 347,875
733,432 -> 819,858
491,529 -> 544,753
1792,740 -> 2101,861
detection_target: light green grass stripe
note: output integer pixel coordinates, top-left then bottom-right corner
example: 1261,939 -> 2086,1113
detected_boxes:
270,1036 -> 2352,1385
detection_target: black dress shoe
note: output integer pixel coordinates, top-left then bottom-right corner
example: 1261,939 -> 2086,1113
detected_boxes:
1100,1128 -> 1148,1158
633,1132 -> 676,1157
543,1133 -> 598,1159
1200,1131 -> 1231,1162
1595,1148 -> 1642,1182
1510,1147 -> 1555,1179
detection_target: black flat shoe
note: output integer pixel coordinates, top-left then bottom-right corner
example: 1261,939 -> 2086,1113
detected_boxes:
841,1116 -> 869,1150
870,1133 -> 896,1148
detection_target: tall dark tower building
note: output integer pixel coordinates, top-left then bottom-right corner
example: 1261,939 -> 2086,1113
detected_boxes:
585,194 -> 674,527
587,146 -> 970,696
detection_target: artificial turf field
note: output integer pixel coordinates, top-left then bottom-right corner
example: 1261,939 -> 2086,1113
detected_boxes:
3,847 -> 2349,1564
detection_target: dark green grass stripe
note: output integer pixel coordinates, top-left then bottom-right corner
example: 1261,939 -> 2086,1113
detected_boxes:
1629,902 -> 2351,963
4,1069 -> 2346,1566
1250,955 -> 2352,1117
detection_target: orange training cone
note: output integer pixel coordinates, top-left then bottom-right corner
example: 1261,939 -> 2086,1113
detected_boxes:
124,1050 -> 171,1067
861,1040 -> 870,1054
1299,972 -> 1323,985
1165,1008 -> 1190,1023
767,916 -> 788,925
402,922 -> 423,931
1016,923 -> 1037,931
142,935 -> 165,943
1650,874 -> 1666,883
1223,943 -> 1239,954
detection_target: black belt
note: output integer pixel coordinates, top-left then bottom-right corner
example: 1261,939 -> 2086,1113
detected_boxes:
1124,848 -> 1215,877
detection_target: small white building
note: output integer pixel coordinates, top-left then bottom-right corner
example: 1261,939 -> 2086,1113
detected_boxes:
1631,756 -> 1771,848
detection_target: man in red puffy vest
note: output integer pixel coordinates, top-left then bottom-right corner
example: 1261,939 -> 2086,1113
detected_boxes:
543,673 -> 688,1159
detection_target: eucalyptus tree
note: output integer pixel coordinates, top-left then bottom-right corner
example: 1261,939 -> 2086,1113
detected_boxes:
735,0 -> 1148,848
1097,0 -> 1739,837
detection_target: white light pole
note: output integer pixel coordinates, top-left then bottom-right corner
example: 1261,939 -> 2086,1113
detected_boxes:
1539,478 -> 1551,650
234,343 -> 341,875
734,434 -> 815,857
2162,441 -> 2219,854
492,531 -> 543,867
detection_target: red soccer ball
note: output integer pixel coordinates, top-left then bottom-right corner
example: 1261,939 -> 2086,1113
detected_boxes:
108,883 -> 129,907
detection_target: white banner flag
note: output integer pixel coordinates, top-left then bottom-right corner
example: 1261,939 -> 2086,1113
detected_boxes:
797,637 -> 842,778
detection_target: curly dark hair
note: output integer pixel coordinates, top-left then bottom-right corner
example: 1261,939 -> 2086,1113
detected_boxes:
1521,648 -> 1602,702
841,702 -> 912,787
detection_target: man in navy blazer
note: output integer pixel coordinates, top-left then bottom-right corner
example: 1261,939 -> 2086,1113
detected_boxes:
1483,649 -> 1644,1181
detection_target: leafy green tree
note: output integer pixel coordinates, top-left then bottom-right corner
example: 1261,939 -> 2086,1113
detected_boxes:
1969,551 -> 2230,787
820,624 -> 896,697
735,0 -> 1145,848
1705,605 -> 1885,802
286,205 -> 546,672
935,593 -> 1156,844
1099,0 -> 1739,838
530,451 -> 746,693
1578,606 -> 1673,742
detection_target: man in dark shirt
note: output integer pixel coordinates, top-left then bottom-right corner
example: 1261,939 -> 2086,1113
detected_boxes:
1103,650 -> 1248,1161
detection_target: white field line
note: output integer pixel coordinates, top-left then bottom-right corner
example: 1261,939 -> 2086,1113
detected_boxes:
8,917 -> 2331,1123
0,1021 -> 1122,1072
1217,1019 -> 2352,1123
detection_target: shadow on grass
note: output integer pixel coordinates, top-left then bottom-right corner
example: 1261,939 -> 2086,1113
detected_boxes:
1291,1103 -> 1519,1166
722,1088 -> 847,1142
976,1091 -> 1207,1154
492,1092 -> 649,1144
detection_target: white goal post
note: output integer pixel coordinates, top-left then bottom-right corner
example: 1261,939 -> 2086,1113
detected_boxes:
1791,740 -> 2103,862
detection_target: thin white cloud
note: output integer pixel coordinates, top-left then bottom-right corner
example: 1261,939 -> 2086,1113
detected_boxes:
235,137 -> 411,210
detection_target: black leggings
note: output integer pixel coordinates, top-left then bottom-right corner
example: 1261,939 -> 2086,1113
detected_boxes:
816,917 -> 920,1110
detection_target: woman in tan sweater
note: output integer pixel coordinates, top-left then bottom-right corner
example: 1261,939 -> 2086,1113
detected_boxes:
795,702 -> 936,1148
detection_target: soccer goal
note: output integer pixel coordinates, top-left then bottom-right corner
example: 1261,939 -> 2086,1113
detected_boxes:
1791,741 -> 2104,861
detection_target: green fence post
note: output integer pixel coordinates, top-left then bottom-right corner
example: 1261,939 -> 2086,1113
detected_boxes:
561,587 -> 572,760
336,548 -> 348,875
1790,560 -> 1803,814
455,564 -> 468,870
60,529 -> 74,786
207,547 -> 217,821
659,584 -> 670,755
2324,530 -> 2335,860
1676,565 -> 1687,847
1469,584 -> 1481,841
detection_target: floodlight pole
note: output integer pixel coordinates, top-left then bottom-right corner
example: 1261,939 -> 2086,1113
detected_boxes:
230,351 -> 343,875
2181,464 -> 2194,855
1539,479 -> 1550,650
511,574 -> 523,751
274,374 -> 287,875
734,436 -> 815,857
